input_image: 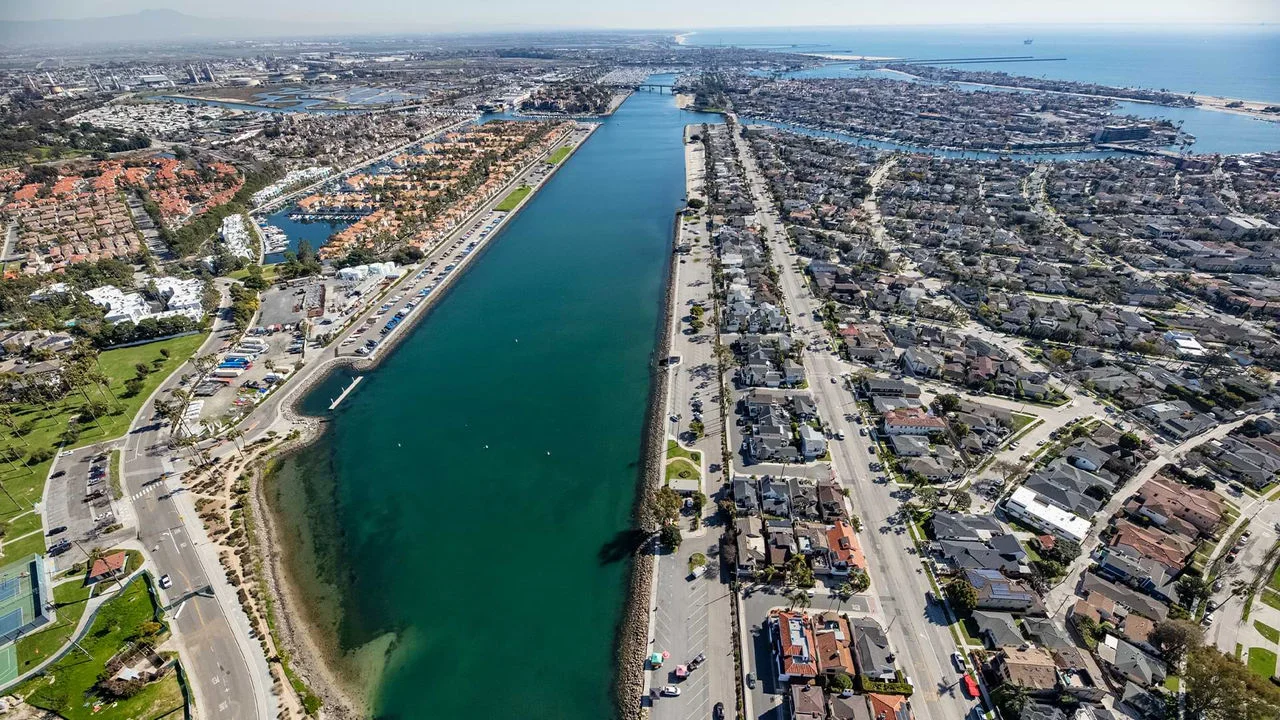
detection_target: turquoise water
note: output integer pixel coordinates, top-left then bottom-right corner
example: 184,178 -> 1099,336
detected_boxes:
686,25 -> 1280,103
267,76 -> 718,719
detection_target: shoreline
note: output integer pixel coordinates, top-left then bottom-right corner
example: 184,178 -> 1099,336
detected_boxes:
241,125 -> 598,719
612,208 -> 680,720
875,65 -> 1280,124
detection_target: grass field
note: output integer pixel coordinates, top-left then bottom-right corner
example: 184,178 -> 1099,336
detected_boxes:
0,334 -> 206,565
13,580 -> 94,673
665,459 -> 700,483
545,146 -> 572,165
495,185 -> 532,212
1256,621 -> 1280,644
666,440 -> 701,465
1249,647 -> 1278,678
16,577 -> 186,720
1263,589 -> 1280,612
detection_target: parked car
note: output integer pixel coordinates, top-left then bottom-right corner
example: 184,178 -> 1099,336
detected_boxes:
746,673 -> 756,689
46,525 -> 67,536
952,651 -> 965,671
660,686 -> 681,697
159,574 -> 173,589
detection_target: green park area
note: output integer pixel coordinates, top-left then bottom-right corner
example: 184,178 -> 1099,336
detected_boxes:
0,334 -> 206,564
546,146 -> 573,165
13,578 -> 95,674
495,185 -> 532,212
666,459 -> 700,483
16,577 -> 185,720
1248,647 -> 1278,678
666,439 -> 701,464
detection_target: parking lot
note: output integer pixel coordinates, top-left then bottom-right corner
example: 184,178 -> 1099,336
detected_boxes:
42,441 -> 121,561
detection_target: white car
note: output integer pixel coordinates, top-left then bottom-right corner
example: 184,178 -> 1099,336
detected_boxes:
158,574 -> 173,589
660,686 -> 681,697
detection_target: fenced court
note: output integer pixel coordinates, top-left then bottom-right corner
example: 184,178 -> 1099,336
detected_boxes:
0,555 -> 53,684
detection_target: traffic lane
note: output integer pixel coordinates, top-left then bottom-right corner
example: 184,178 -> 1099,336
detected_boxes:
176,593 -> 254,719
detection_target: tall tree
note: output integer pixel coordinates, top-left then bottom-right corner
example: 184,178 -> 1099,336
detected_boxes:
1184,646 -> 1280,720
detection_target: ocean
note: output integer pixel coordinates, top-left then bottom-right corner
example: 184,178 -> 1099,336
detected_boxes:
684,25 -> 1280,103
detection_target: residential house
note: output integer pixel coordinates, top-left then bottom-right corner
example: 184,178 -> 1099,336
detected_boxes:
889,435 -> 931,457
991,646 -> 1061,695
1003,487 -> 1092,544
791,685 -> 826,720
733,476 -> 761,515
762,478 -> 792,517
789,479 -> 820,520
800,425 -> 828,460
825,520 -> 866,576
1124,478 -> 1224,538
814,612 -> 856,677
883,407 -> 947,436
966,568 -> 1044,614
1097,635 -> 1166,687
851,617 -> 896,682
972,610 -> 1024,649
735,516 -> 766,577
769,609 -> 819,681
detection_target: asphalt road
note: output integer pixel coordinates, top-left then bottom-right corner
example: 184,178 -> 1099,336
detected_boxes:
120,279 -> 277,720
730,120 -> 979,720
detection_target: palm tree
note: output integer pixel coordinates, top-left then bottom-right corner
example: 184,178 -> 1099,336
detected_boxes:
227,428 -> 246,457
0,406 -> 27,447
786,589 -> 811,612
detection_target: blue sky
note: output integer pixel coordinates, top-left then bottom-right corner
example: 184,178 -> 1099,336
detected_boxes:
5,0 -> 1278,27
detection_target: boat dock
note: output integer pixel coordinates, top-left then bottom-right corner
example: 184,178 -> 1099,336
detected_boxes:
328,375 -> 364,410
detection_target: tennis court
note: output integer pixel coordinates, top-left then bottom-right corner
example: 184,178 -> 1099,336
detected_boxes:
0,554 -> 53,683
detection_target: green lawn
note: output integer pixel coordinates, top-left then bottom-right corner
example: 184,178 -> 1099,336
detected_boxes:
229,264 -> 281,282
109,449 -> 123,500
495,185 -> 532,212
0,334 -> 206,564
1269,562 -> 1280,593
16,577 -> 186,720
666,440 -> 701,464
1256,621 -> 1280,644
1262,589 -> 1280,613
545,146 -> 572,165
665,459 -> 700,483
1248,647 -> 1278,679
1009,413 -> 1038,432
14,580 -> 94,672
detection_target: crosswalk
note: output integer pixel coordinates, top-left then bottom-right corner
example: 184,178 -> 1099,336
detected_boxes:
131,483 -> 165,502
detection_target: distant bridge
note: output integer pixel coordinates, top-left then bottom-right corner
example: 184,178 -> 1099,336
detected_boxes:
634,84 -> 676,94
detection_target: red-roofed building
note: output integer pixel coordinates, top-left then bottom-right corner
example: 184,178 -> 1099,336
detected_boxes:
87,551 -> 128,584
825,520 -> 866,576
868,693 -> 913,720
882,407 -> 947,436
768,609 -> 818,681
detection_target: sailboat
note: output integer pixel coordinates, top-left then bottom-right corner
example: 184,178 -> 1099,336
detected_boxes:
1024,39 -> 1034,45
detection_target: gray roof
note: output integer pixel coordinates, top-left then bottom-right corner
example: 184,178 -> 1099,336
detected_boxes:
931,512 -> 1007,542
851,617 -> 896,680
972,610 -> 1024,649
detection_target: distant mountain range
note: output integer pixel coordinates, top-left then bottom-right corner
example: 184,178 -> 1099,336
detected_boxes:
0,9 -> 403,47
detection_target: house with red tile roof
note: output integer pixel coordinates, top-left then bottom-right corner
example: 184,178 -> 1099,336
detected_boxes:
768,609 -> 818,681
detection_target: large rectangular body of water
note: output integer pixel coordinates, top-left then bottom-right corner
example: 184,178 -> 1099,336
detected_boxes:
266,77 -> 719,719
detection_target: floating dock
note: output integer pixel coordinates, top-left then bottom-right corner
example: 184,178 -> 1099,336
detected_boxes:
328,376 -> 364,410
